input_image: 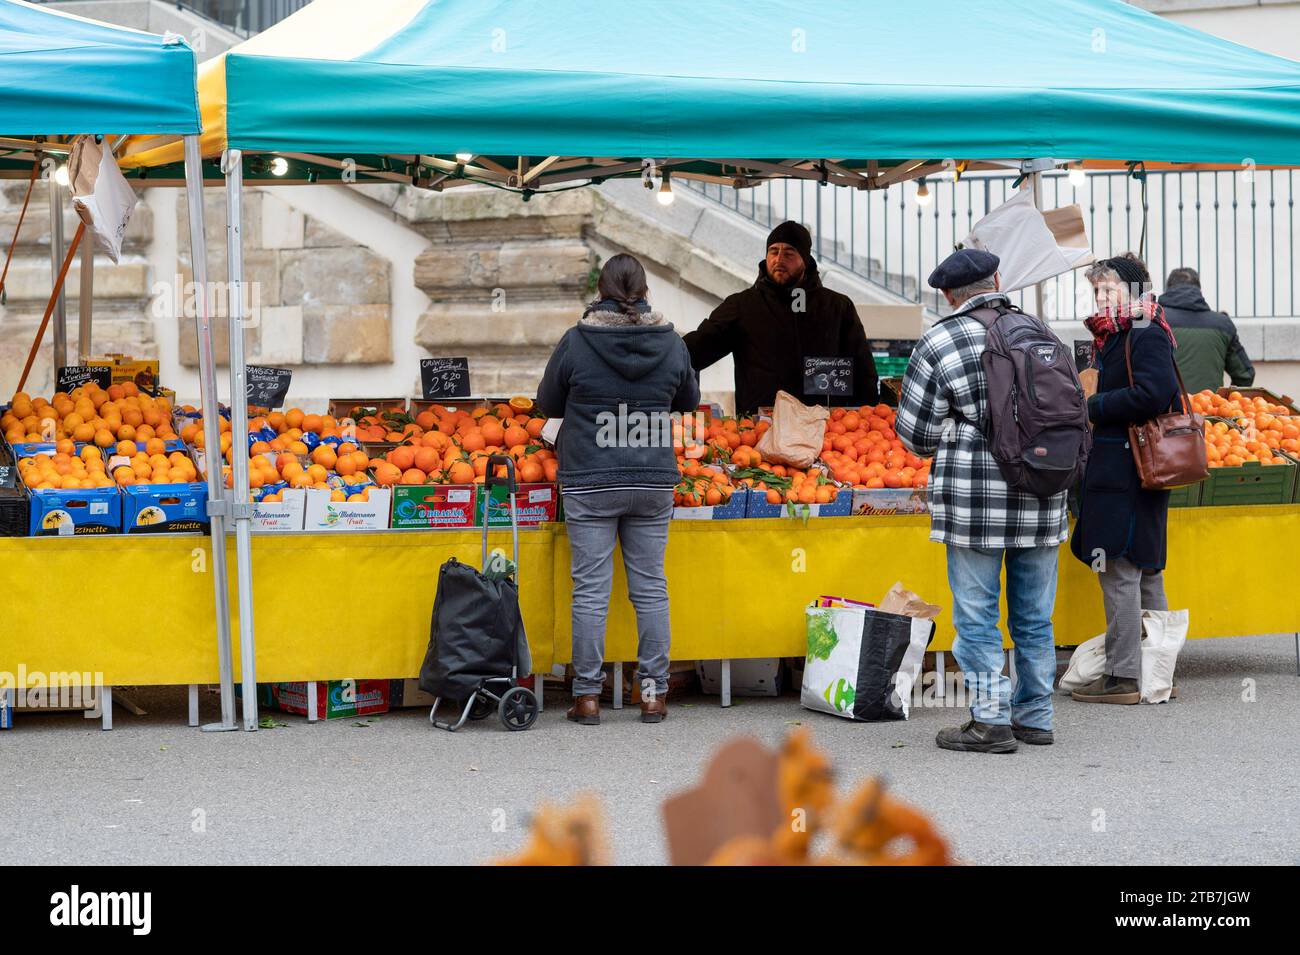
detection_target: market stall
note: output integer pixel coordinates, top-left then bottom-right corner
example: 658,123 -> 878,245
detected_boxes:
0,0 -> 243,728
6,0 -> 1300,728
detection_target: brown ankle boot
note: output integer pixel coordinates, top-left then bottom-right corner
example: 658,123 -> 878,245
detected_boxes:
566,694 -> 600,725
640,692 -> 667,724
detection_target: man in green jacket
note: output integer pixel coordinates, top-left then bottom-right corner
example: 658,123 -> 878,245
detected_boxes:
1157,268 -> 1255,394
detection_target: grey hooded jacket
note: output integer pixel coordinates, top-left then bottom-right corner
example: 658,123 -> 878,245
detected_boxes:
537,307 -> 700,489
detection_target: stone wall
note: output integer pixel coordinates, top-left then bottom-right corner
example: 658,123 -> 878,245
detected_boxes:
174,188 -> 393,369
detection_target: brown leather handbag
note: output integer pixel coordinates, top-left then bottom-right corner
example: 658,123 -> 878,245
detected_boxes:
1124,333 -> 1209,491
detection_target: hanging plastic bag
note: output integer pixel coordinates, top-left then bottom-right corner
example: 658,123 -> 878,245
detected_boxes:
1058,609 -> 1188,703
960,187 -> 1093,294
67,135 -> 137,264
756,390 -> 829,469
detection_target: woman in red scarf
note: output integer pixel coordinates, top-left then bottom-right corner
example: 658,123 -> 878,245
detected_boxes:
1069,253 -> 1182,705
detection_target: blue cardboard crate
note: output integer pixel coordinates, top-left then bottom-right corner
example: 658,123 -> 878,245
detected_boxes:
671,488 -> 748,520
744,486 -> 853,518
28,486 -> 122,536
121,482 -> 209,533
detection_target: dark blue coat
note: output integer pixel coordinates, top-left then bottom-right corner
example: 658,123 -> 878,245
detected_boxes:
1070,325 -> 1181,571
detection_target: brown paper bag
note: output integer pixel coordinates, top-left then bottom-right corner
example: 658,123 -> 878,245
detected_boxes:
755,390 -> 830,468
878,581 -> 941,620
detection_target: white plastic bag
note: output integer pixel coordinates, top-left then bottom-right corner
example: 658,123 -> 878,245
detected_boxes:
1058,609 -> 1188,703
68,135 -> 137,264
961,187 -> 1094,293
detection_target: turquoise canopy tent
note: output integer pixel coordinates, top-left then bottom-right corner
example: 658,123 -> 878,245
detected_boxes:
123,0 -> 1300,187
0,0 -> 199,150
0,0 -> 242,733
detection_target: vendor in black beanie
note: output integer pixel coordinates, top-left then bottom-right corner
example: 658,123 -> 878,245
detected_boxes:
684,220 -> 879,413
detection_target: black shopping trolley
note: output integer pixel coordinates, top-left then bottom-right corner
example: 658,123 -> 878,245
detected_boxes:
421,455 -> 539,732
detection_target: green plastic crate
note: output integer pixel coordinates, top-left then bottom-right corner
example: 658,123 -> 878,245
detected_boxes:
1199,459 -> 1297,506
1167,482 -> 1202,508
873,356 -> 911,378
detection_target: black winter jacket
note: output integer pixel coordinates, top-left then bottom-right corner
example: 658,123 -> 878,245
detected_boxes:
683,258 -> 879,413
1070,325 -> 1181,571
537,308 -> 700,489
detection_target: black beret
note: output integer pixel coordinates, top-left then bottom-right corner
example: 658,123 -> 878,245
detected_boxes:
927,248 -> 1000,290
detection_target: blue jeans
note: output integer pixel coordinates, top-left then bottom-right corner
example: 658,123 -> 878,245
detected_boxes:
945,544 -> 1059,730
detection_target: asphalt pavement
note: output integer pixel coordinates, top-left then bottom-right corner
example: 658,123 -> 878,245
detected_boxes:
3,633 -> 1297,865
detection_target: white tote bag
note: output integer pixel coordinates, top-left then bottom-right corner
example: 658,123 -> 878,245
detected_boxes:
1058,609 -> 1188,703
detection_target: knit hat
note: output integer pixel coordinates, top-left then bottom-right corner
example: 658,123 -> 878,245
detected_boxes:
766,221 -> 812,262
1102,254 -> 1151,291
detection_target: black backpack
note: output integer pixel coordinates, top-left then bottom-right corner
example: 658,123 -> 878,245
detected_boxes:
964,303 -> 1090,497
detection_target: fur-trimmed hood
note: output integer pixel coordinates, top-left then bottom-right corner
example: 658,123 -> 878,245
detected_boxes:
579,308 -> 669,328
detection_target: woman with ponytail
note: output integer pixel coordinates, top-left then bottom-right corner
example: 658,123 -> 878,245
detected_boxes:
537,254 -> 700,726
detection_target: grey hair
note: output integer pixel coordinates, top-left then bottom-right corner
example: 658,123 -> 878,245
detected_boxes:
1084,261 -> 1119,286
947,274 -> 997,302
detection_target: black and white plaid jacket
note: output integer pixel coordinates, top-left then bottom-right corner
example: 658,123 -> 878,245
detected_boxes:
895,292 -> 1069,549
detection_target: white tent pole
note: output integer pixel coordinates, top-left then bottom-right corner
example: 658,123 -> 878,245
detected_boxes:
48,172 -> 67,370
185,134 -> 239,733
1030,170 -> 1046,317
224,148 -> 259,732
77,235 -> 92,359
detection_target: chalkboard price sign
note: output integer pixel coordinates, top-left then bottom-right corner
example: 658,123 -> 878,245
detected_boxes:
57,365 -> 112,392
803,356 -> 854,398
1073,340 -> 1095,372
245,365 -> 293,409
0,462 -> 14,490
420,356 -> 471,400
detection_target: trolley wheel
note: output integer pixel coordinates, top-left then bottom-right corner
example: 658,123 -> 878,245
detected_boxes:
498,686 -> 539,731
469,694 -> 494,721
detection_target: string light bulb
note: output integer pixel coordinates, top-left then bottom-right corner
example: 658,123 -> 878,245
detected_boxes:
269,156 -> 289,176
1068,163 -> 1088,188
914,178 -> 932,207
657,171 -> 675,206
455,152 -> 473,163
53,164 -> 69,187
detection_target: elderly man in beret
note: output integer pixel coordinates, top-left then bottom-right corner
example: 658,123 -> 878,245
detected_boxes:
895,249 -> 1069,754
685,221 -> 879,413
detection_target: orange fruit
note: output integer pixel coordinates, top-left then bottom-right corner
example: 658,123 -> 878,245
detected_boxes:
372,462 -> 402,486
389,446 -> 416,471
400,468 -> 427,485
503,425 -> 529,448
447,461 -> 475,484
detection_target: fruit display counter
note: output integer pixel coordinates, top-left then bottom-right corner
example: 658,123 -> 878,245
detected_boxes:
2,504 -> 1296,691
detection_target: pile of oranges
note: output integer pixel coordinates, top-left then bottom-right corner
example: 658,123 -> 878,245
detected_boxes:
108,439 -> 200,486
366,402 -> 553,487
18,446 -> 114,491
4,384 -> 178,447
820,404 -> 931,489
1189,389 -> 1300,467
179,408 -> 376,500
675,460 -> 738,507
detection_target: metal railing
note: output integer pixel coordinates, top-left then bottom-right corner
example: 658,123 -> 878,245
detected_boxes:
174,0 -> 309,35
686,168 -> 1299,322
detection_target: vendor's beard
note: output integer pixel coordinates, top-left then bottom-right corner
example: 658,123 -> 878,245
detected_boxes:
771,265 -> 804,286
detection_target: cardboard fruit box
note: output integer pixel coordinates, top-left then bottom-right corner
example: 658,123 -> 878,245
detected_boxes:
390,483 -> 477,529
476,482 -> 559,526
121,482 -> 209,533
327,397 -> 409,421
1215,386 -> 1299,415
264,680 -> 390,720
252,488 -> 307,531
672,489 -> 748,520
851,486 -> 929,516
302,487 -> 392,531
28,486 -> 121,536
744,486 -> 854,518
